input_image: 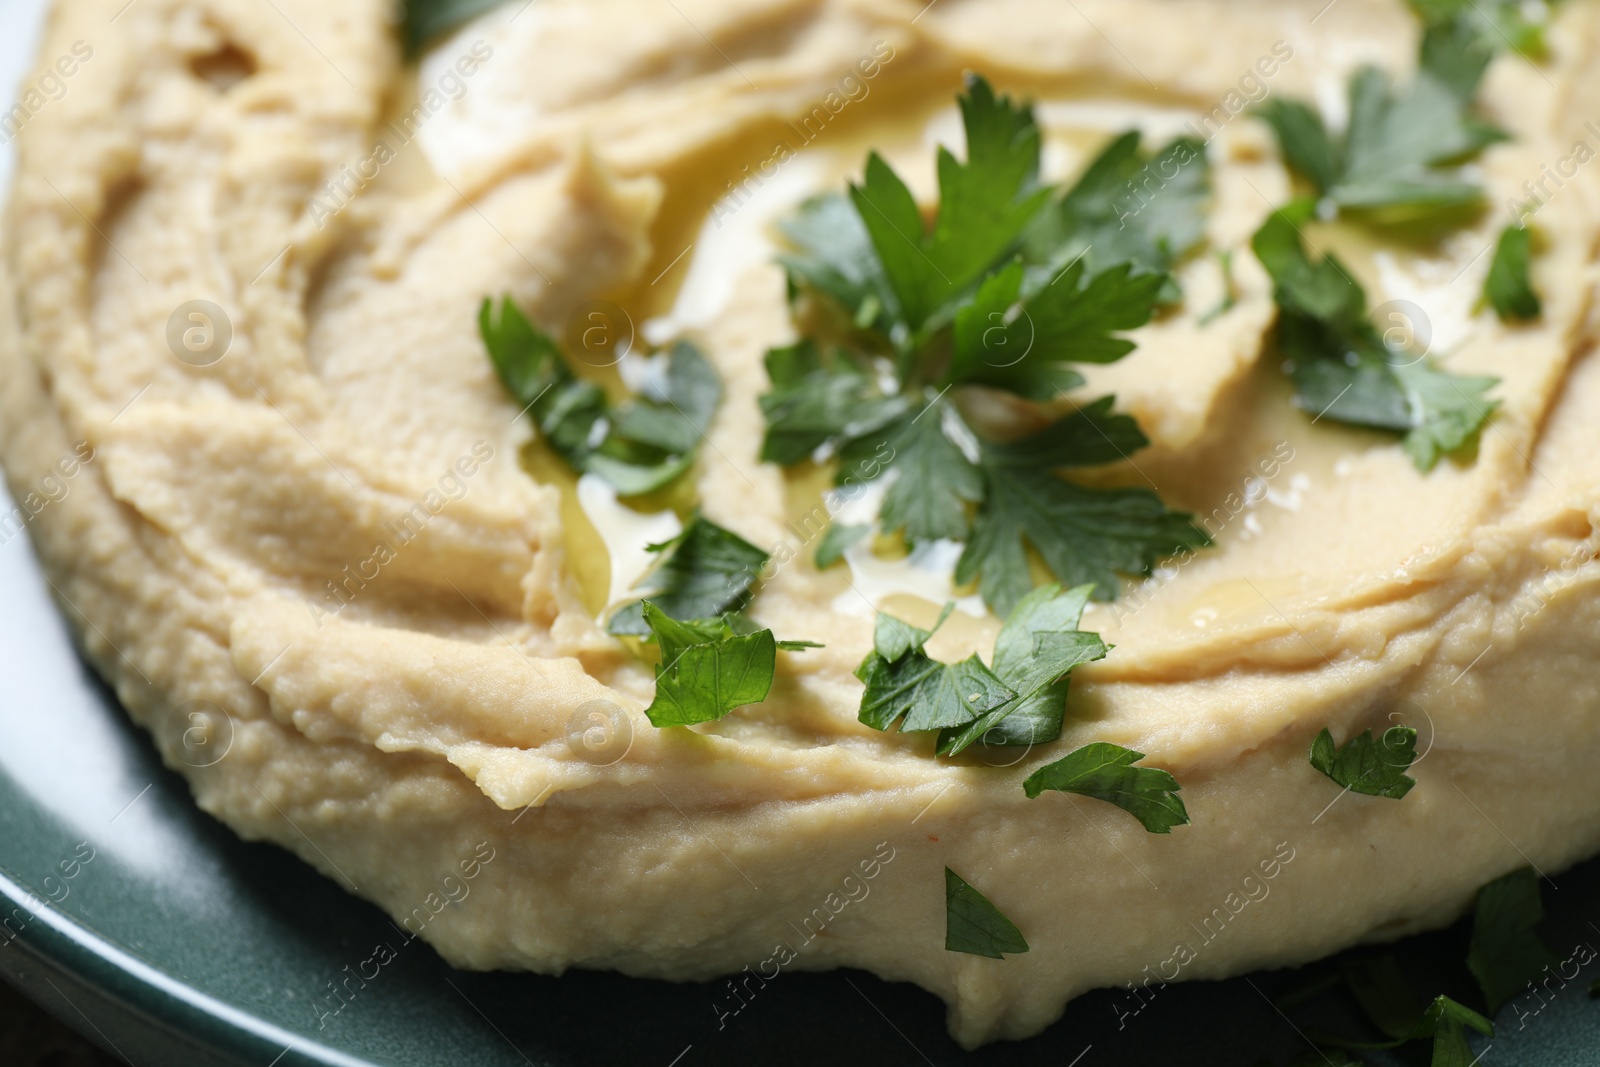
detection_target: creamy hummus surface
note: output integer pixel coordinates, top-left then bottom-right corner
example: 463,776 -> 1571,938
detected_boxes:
7,0 -> 1600,1047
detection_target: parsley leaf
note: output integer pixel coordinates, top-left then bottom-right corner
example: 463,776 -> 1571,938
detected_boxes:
1022,130 -> 1210,303
606,340 -> 722,456
606,517 -> 767,636
1022,741 -> 1189,833
1255,26 -> 1504,224
481,297 -> 721,495
854,606 -> 1017,732
1481,225 -> 1541,321
944,867 -> 1029,958
1251,205 -> 1499,471
1317,994 -> 1494,1065
1342,954 -> 1426,1039
1389,359 -> 1501,471
1304,954 -> 1502,1067
937,583 -> 1107,755
639,603 -> 776,726
850,76 -> 1053,335
1413,996 -> 1495,1066
1468,867 -> 1558,1013
1409,0 -> 1553,63
762,358 -> 1199,619
481,294 -> 605,458
756,341 -> 908,466
856,588 -> 1107,747
403,0 -> 503,55
1308,724 -> 1418,799
776,194 -> 894,334
957,410 -> 1209,615
875,410 -> 983,543
814,522 -> 870,569
760,76 -> 1205,615
945,258 -> 1166,400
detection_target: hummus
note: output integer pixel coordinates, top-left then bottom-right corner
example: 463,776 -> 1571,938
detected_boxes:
6,0 -> 1600,1048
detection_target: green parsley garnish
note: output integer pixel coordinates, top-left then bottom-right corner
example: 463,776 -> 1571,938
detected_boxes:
1319,994 -> 1494,1065
1303,954 -> 1501,1065
606,517 -> 766,636
955,398 -> 1208,614
762,75 -> 1210,616
1408,0 -> 1555,61
483,303 -> 814,724
1340,954 -> 1425,1040
1251,202 -> 1499,471
403,0 -> 503,55
1022,741 -> 1188,833
855,604 -> 1016,733
1250,4 -> 1528,471
1467,867 -> 1558,1013
1481,225 -> 1542,321
481,296 -> 721,496
813,521 -> 870,569
638,604 -> 778,727
1308,724 -> 1418,799
944,867 -> 1028,958
1022,130 -> 1209,304
937,583 -> 1105,755
608,520 -> 818,726
853,585 -> 1106,751
1254,21 -> 1505,225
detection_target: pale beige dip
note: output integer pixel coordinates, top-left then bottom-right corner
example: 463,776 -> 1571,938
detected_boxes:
6,0 -> 1600,1047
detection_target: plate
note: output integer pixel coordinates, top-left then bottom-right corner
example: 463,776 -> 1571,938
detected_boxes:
3,4 -> 1600,1064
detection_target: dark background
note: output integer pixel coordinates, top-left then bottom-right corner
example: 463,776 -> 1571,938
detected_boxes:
1,979 -> 119,1067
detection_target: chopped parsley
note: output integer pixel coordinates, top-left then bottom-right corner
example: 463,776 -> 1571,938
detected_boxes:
1319,995 -> 1494,1066
944,867 -> 1028,958
1021,130 -> 1210,304
1022,741 -> 1189,833
606,517 -> 766,636
1252,203 -> 1499,471
1481,225 -> 1542,321
762,76 -> 1209,617
606,519 -> 818,726
956,399 -> 1208,614
1301,952 -> 1505,1065
813,521 -> 870,568
1467,867 -> 1558,1013
638,604 -> 778,727
1341,954 -> 1425,1040
403,0 -> 503,55
856,605 -> 1016,733
482,297 -> 721,496
1254,20 -> 1505,225
1250,6 -> 1521,471
1408,0 -> 1555,61
853,585 -> 1106,751
1308,724 -> 1418,799
938,583 -> 1106,755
